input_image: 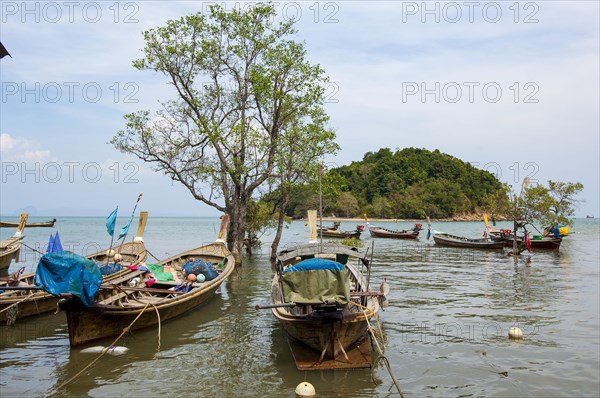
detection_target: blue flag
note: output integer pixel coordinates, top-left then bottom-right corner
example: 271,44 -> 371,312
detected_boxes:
53,232 -> 63,252
46,232 -> 64,253
118,218 -> 133,240
46,233 -> 54,253
427,226 -> 432,240
106,207 -> 118,236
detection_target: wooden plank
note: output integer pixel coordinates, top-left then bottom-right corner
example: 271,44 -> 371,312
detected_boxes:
287,335 -> 372,370
135,211 -> 148,238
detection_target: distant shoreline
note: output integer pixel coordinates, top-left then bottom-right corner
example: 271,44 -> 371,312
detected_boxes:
309,215 -> 507,223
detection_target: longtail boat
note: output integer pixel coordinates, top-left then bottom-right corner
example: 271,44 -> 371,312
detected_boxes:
433,233 -> 505,249
318,222 -> 364,239
366,223 -> 421,239
489,230 -> 563,250
0,212 -> 149,324
0,213 -> 27,271
58,215 -> 235,347
0,218 -> 56,228
264,210 -> 383,369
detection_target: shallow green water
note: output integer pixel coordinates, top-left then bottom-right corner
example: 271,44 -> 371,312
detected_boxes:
1,217 -> 599,397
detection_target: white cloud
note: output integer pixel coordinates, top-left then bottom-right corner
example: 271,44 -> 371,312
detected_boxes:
0,133 -> 51,162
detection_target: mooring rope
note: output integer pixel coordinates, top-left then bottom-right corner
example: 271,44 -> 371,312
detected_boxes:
0,295 -> 33,325
19,242 -> 45,256
361,308 -> 404,398
51,300 -> 163,394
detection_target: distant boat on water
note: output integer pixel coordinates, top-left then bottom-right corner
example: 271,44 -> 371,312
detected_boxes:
0,218 -> 56,228
586,215 -> 594,219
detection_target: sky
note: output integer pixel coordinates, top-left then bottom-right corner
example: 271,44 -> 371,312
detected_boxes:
1,1 -> 598,218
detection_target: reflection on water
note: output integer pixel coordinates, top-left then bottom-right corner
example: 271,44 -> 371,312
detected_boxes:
0,218 -> 598,397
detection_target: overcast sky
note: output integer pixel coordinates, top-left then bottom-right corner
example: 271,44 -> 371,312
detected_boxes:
1,1 -> 598,218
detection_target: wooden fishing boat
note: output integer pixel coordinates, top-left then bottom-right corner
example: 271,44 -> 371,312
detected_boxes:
367,223 -> 421,239
318,223 -> 364,239
488,231 -> 563,250
433,233 -> 505,249
0,213 -> 27,271
0,212 -> 149,323
264,211 -> 383,368
0,218 -> 56,228
59,215 -> 235,347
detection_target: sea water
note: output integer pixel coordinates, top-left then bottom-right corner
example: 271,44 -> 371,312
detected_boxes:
1,217 -> 598,397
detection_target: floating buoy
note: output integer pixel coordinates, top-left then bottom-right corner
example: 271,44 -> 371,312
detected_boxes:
106,249 -> 115,257
295,382 -> 315,397
113,253 -> 123,263
187,273 -> 197,282
509,327 -> 523,339
196,273 -> 206,283
133,236 -> 144,243
80,346 -> 129,355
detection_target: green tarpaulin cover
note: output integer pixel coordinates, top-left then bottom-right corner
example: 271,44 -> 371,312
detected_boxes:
281,269 -> 350,305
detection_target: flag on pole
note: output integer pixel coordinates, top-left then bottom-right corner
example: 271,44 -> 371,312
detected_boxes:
46,234 -> 54,253
53,232 -> 63,252
106,207 -> 118,236
46,232 -> 64,253
118,218 -> 133,240
427,225 -> 432,240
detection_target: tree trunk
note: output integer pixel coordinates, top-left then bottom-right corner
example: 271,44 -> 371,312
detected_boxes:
271,203 -> 287,260
227,196 -> 247,266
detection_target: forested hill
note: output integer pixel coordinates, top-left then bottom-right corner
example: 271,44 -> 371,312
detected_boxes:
286,147 -> 504,219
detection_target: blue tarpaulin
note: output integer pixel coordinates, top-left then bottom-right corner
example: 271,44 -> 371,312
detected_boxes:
284,258 -> 345,273
34,251 -> 102,307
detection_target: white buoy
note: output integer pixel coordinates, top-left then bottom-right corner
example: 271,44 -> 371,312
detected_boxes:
133,236 -> 144,243
80,346 -> 129,355
295,382 -> 316,397
113,253 -> 123,263
509,327 -> 523,339
106,249 -> 115,257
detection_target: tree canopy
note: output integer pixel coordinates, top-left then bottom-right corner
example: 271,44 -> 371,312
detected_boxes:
111,3 -> 335,264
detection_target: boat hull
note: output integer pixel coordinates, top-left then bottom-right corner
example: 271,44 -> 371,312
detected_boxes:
0,293 -> 61,323
0,238 -> 23,271
277,310 -> 370,358
0,241 -> 148,322
433,233 -> 505,249
0,220 -> 55,228
368,227 -> 419,239
64,283 -> 221,346
320,230 -> 361,239
62,242 -> 235,347
489,233 -> 563,250
272,244 -> 379,361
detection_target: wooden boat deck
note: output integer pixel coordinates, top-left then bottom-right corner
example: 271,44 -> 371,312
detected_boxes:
287,335 -> 372,370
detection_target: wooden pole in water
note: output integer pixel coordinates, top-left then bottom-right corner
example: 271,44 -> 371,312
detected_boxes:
318,162 -> 324,252
308,210 -> 318,244
135,211 -> 148,240
14,213 -> 28,262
